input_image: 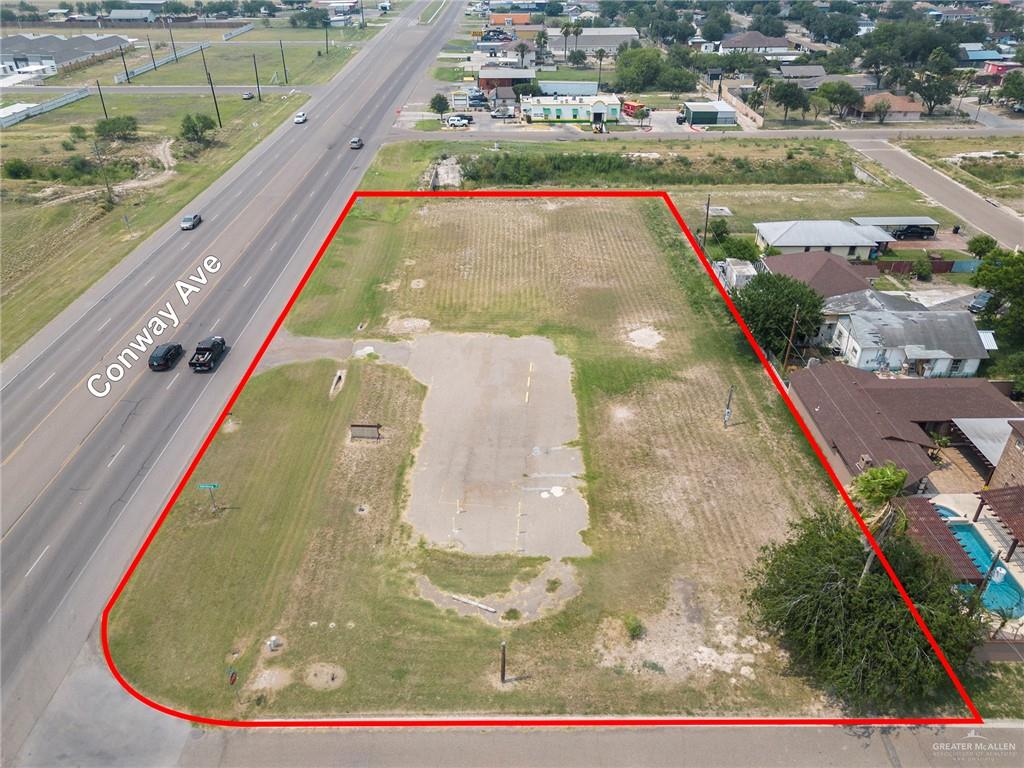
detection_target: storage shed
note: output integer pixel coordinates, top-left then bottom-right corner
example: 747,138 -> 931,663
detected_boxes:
682,100 -> 736,125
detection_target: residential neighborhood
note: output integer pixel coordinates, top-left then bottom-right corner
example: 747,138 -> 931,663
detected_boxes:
1,1 -> 1023,767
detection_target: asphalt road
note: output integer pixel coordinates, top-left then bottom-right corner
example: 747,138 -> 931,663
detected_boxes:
1,0 -> 462,759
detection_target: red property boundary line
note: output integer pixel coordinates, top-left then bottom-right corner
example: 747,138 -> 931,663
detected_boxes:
101,189 -> 983,728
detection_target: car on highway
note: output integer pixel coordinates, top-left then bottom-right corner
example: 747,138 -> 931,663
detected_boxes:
451,113 -> 474,124
148,343 -> 184,371
349,136 -> 364,149
892,224 -> 936,240
242,91 -> 255,100
968,291 -> 994,314
294,111 -> 307,124
189,336 -> 227,372
446,116 -> 469,128
180,213 -> 202,230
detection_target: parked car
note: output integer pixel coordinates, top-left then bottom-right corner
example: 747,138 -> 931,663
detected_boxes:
675,113 -> 687,125
490,107 -> 513,119
189,336 -> 227,372
446,116 -> 469,128
242,91 -> 255,100
451,113 -> 474,124
293,111 -> 307,124
349,136 -> 364,149
892,225 -> 936,240
148,343 -> 183,371
180,213 -> 202,230
968,291 -> 994,314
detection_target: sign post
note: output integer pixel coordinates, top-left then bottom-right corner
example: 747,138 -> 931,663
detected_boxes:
198,482 -> 220,513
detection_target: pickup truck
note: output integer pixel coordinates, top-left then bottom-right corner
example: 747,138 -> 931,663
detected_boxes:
189,336 -> 226,372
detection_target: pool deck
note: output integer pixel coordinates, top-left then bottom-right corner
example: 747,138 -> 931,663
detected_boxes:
932,493 -> 1024,636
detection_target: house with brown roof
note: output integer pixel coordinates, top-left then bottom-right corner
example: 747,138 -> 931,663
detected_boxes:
788,363 -> 1022,491
763,251 -> 878,299
491,12 -> 531,25
850,92 -> 924,123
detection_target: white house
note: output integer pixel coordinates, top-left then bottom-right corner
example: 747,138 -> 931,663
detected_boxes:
719,31 -> 792,56
753,220 -> 894,259
545,26 -> 639,56
830,309 -> 992,378
520,94 -> 620,125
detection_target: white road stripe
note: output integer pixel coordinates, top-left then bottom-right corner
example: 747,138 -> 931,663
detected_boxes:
97,317 -> 112,332
37,372 -> 56,390
291,213 -> 299,222
165,372 -> 180,390
143,275 -> 155,286
243,275 -> 253,288
270,241 -> 278,251
106,444 -> 126,468
25,545 -> 50,578
211,317 -> 221,331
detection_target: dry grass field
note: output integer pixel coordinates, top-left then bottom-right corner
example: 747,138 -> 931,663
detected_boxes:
109,196 -> 839,719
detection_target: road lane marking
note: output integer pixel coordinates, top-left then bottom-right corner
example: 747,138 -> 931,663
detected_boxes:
143,275 -> 156,286
36,372 -> 56,390
211,317 -> 221,331
180,242 -> 190,252
165,372 -> 180,390
97,317 -> 112,332
25,545 -> 50,578
291,213 -> 299,222
106,444 -> 126,468
270,241 -> 278,251
243,275 -> 253,288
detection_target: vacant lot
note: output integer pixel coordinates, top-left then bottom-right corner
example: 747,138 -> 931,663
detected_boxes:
899,136 -> 1024,215
1,91 -> 305,355
109,197 -> 845,719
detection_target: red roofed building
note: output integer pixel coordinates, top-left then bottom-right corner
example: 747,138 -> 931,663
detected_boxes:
850,92 -> 924,123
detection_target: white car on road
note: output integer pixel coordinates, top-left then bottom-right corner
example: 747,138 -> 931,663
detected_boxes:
293,112 -> 307,124
446,116 -> 469,128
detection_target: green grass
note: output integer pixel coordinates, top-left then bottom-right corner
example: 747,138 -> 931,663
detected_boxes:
442,38 -> 476,52
899,137 -> 1024,214
871,276 -> 905,291
536,66 -> 599,82
1,91 -> 306,356
415,548 -> 548,597
414,118 -> 443,131
432,65 -> 466,82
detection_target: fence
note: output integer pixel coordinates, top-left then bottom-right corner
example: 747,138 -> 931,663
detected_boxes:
113,41 -> 209,83
0,87 -> 89,128
223,23 -> 253,41
880,258 -> 980,275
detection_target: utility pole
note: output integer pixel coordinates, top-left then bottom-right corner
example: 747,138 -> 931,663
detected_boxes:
91,139 -> 114,204
207,71 -> 223,128
146,35 -> 157,70
499,640 -> 507,684
700,193 -> 711,250
279,40 -> 288,84
118,45 -> 131,83
323,20 -> 330,55
359,0 -> 365,28
199,43 -> 209,77
723,384 -> 734,429
167,20 -> 179,62
252,54 -> 262,102
95,79 -> 109,119
781,304 -> 800,371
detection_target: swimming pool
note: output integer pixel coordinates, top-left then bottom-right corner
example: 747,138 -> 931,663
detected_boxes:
948,521 -> 1024,618
935,505 -> 962,520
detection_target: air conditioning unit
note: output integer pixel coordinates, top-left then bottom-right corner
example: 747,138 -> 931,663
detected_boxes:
856,454 -> 874,472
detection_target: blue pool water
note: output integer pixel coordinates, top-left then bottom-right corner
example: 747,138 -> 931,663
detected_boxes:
935,505 -> 961,520
948,521 -> 1024,618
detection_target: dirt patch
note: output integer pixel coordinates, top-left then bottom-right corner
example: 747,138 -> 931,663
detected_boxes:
221,415 -> 240,433
385,316 -> 431,335
625,325 -> 664,351
305,663 -> 346,690
248,666 -> 293,692
410,279 -> 426,289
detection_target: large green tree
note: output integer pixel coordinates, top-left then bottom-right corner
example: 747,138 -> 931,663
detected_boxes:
909,72 -> 956,115
747,505 -> 985,714
973,247 -> 1024,348
732,272 -> 824,357
817,80 -> 863,117
771,80 -> 810,122
1001,70 -> 1024,105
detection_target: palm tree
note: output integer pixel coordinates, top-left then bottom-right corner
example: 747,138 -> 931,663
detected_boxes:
572,22 -> 584,50
535,28 -> 548,60
560,23 -> 572,61
514,41 -> 529,68
595,48 -> 606,91
850,462 -> 908,587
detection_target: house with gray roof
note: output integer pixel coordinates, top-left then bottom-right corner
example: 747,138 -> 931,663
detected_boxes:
754,220 -> 894,259
545,26 -> 638,56
108,9 -> 155,21
0,33 -> 133,74
831,308 -> 992,378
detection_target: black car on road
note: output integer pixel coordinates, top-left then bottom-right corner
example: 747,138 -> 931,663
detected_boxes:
189,336 -> 227,372
148,343 -> 184,371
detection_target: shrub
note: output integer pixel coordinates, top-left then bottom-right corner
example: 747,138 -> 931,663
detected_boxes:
95,115 -> 138,141
913,257 -> 933,282
69,125 -> 87,140
3,158 -> 34,179
708,218 -> 730,241
502,608 -> 521,621
61,139 -> 76,151
623,615 -> 645,641
545,578 -> 561,593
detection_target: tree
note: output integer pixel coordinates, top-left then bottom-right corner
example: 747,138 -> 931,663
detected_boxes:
910,73 -> 955,115
708,218 -> 729,241
633,106 -> 650,127
745,89 -> 765,112
1001,70 -> 1024,106
595,48 -> 606,91
515,41 -> 530,68
989,350 -> 1024,394
991,6 -> 1024,37
973,248 -> 1024,348
560,22 -> 572,59
809,94 -> 829,121
567,48 -> 587,68
721,237 -> 760,262
94,115 -> 138,141
163,0 -> 189,12
966,234 -> 997,258
572,21 -> 583,51
535,28 -> 549,58
701,18 -> 726,42
543,1 -> 562,16
750,13 -> 785,37
817,80 -> 863,118
429,93 -> 449,119
179,113 -> 217,143
860,46 -> 892,89
771,81 -> 809,122
872,97 -> 892,123
656,66 -> 695,93
731,272 -> 824,357
614,46 -> 663,91
746,505 -> 985,714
